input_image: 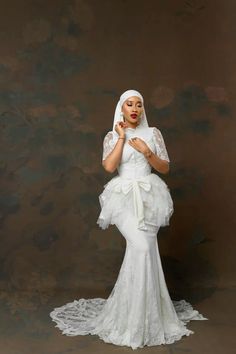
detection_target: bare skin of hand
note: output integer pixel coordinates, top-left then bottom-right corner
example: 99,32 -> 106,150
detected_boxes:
128,137 -> 149,154
105,121 -> 169,174
115,121 -> 130,136
115,122 -> 149,154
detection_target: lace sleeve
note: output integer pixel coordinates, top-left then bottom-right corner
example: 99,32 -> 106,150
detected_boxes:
152,127 -> 170,162
102,131 -> 116,161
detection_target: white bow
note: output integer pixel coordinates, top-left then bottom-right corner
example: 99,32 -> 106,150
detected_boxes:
113,177 -> 151,229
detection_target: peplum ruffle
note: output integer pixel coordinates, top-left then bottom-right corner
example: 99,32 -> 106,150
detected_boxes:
97,173 -> 174,231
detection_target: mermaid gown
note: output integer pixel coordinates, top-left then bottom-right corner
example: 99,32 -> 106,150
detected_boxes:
49,126 -> 208,350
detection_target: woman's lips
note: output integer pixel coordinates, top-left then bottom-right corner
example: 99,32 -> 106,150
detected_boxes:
130,114 -> 137,119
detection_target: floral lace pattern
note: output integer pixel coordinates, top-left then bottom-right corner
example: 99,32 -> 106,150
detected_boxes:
49,125 -> 208,350
102,131 -> 115,161
102,128 -> 170,163
152,127 -> 170,162
50,235 -> 208,350
50,296 -> 208,349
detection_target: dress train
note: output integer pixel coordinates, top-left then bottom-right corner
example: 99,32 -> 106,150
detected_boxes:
50,213 -> 208,350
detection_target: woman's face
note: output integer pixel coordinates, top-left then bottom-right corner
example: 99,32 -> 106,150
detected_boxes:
121,96 -> 143,125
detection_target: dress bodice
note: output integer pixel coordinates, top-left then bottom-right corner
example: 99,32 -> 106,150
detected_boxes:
117,126 -> 154,178
102,125 -> 170,179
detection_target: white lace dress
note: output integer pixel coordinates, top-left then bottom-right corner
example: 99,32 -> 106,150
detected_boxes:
49,125 -> 208,350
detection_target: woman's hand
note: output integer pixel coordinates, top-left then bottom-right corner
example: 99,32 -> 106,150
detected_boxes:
115,121 -> 129,137
128,137 -> 149,154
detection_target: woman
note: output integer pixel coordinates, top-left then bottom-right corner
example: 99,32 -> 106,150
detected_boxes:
50,89 -> 208,350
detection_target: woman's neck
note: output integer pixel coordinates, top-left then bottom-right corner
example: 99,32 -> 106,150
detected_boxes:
125,121 -> 140,129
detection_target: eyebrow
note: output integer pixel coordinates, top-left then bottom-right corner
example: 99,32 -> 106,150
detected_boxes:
127,100 -> 142,103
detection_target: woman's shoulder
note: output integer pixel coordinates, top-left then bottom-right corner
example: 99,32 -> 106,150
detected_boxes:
103,130 -> 117,146
103,130 -> 114,139
103,130 -> 113,140
145,126 -> 161,137
149,126 -> 160,132
149,126 -> 165,138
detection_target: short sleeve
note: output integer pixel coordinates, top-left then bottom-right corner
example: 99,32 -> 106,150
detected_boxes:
152,127 -> 170,162
102,131 -> 116,161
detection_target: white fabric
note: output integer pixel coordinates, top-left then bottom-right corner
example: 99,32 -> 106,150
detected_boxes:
50,213 -> 208,349
99,124 -> 172,231
102,126 -> 170,162
101,88 -> 171,231
49,90 -> 208,349
112,89 -> 148,135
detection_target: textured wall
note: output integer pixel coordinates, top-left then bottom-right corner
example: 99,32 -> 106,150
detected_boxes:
0,0 -> 235,313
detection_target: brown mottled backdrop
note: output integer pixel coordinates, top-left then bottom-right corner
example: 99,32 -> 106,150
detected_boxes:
0,0 -> 235,345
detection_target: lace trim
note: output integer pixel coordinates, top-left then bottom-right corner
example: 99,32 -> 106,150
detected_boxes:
50,298 -> 208,349
152,127 -> 170,162
102,131 -> 116,161
102,128 -> 170,163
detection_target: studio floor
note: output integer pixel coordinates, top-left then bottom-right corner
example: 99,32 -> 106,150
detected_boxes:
0,285 -> 235,354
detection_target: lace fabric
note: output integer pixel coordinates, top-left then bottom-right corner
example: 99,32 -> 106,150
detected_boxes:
50,125 -> 208,350
102,127 -> 170,163
102,131 -> 115,161
50,232 -> 208,350
97,173 -> 174,231
152,127 -> 170,162
50,296 -> 208,349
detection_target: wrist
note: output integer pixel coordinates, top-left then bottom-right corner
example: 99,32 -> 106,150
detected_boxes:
143,148 -> 153,158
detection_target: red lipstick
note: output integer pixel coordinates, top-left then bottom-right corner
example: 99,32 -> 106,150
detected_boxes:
131,114 -> 137,119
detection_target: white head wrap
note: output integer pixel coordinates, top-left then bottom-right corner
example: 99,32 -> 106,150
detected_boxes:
112,89 -> 149,136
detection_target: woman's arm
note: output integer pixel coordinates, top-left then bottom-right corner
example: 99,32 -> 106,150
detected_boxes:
128,127 -> 170,175
102,137 -> 125,173
144,127 -> 170,174
142,149 -> 169,174
102,122 -> 126,173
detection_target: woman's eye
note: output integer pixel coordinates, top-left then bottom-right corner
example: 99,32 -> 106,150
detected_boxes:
127,104 -> 142,107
